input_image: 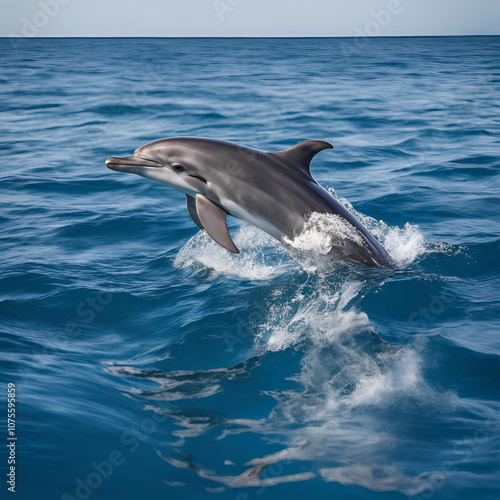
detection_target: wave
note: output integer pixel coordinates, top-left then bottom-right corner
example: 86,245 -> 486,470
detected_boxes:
114,226 -> 463,495
107,196 -> 499,496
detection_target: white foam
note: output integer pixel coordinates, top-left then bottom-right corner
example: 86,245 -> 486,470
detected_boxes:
258,280 -> 368,352
256,274 -> 434,407
331,190 -> 448,267
174,225 -> 292,280
378,222 -> 427,267
283,212 -> 364,255
345,348 -> 429,407
281,199 -> 432,269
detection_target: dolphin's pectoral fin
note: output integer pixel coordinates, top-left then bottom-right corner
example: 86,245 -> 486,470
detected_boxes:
268,140 -> 333,176
195,194 -> 240,254
186,195 -> 204,230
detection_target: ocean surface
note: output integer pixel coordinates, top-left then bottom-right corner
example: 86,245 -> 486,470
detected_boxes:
1,37 -> 499,500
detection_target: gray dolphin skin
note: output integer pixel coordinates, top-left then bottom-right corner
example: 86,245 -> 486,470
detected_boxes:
106,138 -> 395,268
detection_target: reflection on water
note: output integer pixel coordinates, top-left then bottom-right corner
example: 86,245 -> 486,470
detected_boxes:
107,356 -> 262,402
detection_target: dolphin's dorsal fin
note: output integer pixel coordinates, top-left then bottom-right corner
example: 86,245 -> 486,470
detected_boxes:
186,195 -> 204,229
195,194 -> 240,254
268,140 -> 333,176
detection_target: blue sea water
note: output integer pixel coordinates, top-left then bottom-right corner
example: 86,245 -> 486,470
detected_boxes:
1,36 -> 499,500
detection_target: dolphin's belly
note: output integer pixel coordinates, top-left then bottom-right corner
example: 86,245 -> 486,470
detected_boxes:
222,199 -> 286,241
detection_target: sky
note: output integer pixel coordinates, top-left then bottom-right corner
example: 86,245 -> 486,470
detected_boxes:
1,0 -> 499,38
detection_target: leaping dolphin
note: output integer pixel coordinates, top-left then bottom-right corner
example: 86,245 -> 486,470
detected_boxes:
105,138 -> 395,268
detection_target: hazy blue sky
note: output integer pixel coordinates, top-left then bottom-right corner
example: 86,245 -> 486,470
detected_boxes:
2,0 -> 499,37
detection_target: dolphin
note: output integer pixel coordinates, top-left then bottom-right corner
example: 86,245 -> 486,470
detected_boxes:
105,137 -> 395,268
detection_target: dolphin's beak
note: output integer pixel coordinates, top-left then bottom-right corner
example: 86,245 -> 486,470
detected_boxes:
105,155 -> 163,172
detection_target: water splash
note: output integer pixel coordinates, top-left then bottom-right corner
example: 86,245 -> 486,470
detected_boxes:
174,225 -> 292,280
175,207 -> 435,278
283,212 -> 364,255
331,190 -> 452,267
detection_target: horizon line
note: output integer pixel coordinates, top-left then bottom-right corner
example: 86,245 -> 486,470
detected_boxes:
2,34 -> 500,40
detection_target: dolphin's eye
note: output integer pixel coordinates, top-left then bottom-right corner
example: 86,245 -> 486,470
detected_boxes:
172,164 -> 184,172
